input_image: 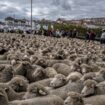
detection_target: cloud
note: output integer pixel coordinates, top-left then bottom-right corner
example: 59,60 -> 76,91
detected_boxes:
0,0 -> 105,21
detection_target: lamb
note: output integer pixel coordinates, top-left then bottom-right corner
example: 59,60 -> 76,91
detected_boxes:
52,63 -> 72,76
81,79 -> 105,97
64,91 -> 105,105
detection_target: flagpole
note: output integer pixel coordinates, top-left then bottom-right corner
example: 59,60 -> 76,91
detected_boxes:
31,0 -> 33,30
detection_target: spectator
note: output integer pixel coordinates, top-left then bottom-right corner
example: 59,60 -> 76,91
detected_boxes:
67,30 -> 73,38
90,30 -> 96,41
72,28 -> 78,38
100,29 -> 105,44
55,29 -> 61,38
85,29 -> 91,42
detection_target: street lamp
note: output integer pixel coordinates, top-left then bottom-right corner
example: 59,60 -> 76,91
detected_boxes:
31,0 -> 32,30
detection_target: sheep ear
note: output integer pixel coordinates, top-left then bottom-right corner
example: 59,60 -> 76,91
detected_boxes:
39,89 -> 47,96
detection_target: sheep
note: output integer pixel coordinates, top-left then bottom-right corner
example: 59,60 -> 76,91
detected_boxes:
50,74 -> 67,88
53,50 -> 67,60
50,74 -> 83,100
35,78 -> 53,87
81,79 -> 105,97
64,91 -> 105,105
81,64 -> 93,74
1,65 -> 14,82
67,72 -> 82,82
35,58 -> 48,68
10,95 -> 64,105
0,64 -> 5,72
14,61 -> 33,76
64,91 -> 85,105
52,63 -> 72,76
0,76 -> 28,91
93,69 -> 105,83
0,54 -> 7,60
70,62 -> 81,73
0,87 -> 64,105
0,87 -> 8,105
23,83 -> 49,99
10,59 -> 17,66
26,65 -> 46,82
8,75 -> 29,92
14,62 -> 45,82
4,86 -> 25,101
80,72 -> 96,81
43,67 -> 58,78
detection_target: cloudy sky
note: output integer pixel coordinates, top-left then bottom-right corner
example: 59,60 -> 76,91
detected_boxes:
0,0 -> 105,20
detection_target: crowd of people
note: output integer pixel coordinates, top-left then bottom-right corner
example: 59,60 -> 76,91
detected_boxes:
0,24 -> 105,44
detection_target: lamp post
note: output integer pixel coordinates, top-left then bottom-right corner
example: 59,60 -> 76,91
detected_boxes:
31,0 -> 33,30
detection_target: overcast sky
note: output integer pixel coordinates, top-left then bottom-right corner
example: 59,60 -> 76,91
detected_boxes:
0,0 -> 105,20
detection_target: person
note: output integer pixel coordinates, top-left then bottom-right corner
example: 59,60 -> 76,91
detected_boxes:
90,30 -> 96,41
67,29 -> 73,38
72,28 -> 78,38
55,29 -> 61,38
85,29 -> 91,42
100,29 -> 105,44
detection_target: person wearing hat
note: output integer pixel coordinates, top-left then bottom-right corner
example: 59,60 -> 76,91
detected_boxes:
100,29 -> 105,44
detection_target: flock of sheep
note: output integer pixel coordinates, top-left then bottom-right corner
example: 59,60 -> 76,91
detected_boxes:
0,33 -> 105,105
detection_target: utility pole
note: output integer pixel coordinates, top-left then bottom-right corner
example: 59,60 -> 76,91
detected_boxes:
31,0 -> 33,30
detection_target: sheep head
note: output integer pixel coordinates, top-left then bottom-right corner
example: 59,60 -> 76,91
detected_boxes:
81,79 -> 97,97
64,92 -> 84,105
50,74 -> 67,88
